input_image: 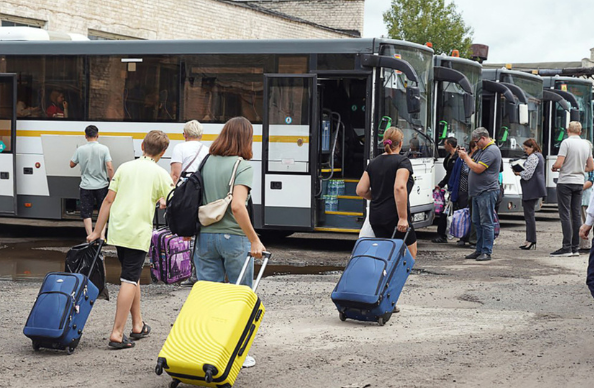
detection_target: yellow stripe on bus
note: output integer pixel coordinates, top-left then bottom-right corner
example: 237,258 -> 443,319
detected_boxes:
314,227 -> 360,233
13,130 -> 306,144
325,211 -> 363,216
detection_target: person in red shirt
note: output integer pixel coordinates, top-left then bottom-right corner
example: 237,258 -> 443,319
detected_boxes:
46,90 -> 68,118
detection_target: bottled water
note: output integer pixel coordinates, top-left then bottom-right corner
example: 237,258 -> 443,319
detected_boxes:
336,180 -> 345,196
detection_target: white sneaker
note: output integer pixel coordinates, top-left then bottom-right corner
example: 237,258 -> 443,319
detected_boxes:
242,355 -> 256,368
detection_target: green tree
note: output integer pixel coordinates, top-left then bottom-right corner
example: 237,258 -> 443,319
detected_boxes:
383,0 -> 473,58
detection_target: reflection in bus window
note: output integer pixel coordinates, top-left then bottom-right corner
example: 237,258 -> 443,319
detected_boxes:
4,56 -> 84,120
89,55 -> 179,122
380,45 -> 433,158
183,55 -> 271,124
0,79 -> 13,152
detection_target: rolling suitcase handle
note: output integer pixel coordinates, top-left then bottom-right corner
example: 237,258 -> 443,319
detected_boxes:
391,227 -> 412,257
236,251 -> 272,293
87,239 -> 105,277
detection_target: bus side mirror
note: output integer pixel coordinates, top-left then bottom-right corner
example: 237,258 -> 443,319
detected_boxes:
506,100 -> 519,123
519,104 -> 529,125
406,86 -> 421,114
463,93 -> 475,119
570,108 -> 580,122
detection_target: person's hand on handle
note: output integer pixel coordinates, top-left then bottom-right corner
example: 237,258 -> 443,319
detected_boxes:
158,197 -> 167,209
87,231 -> 101,243
579,224 -> 592,240
397,218 -> 408,233
63,101 -> 69,110
250,239 -> 266,259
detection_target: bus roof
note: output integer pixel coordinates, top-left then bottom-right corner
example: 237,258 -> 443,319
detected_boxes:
0,38 -> 433,56
483,68 -> 542,83
542,76 -> 594,88
434,54 -> 482,69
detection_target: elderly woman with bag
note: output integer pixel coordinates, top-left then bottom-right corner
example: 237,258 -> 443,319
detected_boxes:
514,138 -> 546,250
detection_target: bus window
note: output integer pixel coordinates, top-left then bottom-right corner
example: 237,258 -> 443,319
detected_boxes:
317,54 -> 355,71
90,55 -> 179,122
183,55 -> 270,124
0,79 -> 13,152
4,56 -> 84,120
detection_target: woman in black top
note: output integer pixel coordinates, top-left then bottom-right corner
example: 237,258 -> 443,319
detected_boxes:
356,127 -> 417,258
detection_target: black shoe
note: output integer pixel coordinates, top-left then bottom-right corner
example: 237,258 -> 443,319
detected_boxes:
456,240 -> 466,247
432,236 -> 448,244
468,244 -> 476,249
476,253 -> 492,261
549,248 -> 572,257
465,251 -> 481,260
519,242 -> 536,250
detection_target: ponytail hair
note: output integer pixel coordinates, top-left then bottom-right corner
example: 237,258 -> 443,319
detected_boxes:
383,126 -> 404,154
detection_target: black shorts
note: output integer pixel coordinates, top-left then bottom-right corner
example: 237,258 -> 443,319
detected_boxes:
115,246 -> 147,284
371,221 -> 417,245
79,187 -> 109,219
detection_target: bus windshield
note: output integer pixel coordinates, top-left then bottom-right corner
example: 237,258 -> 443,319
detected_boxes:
436,62 -> 481,155
497,75 -> 542,159
550,82 -> 593,155
380,45 -> 433,159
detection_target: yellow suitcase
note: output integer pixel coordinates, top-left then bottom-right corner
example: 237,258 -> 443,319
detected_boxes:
155,252 -> 270,388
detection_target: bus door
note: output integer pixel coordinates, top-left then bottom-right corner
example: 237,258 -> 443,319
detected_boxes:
262,74 -> 317,229
0,74 -> 16,215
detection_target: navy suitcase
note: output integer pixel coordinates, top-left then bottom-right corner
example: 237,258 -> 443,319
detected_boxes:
23,240 -> 103,354
331,230 -> 414,326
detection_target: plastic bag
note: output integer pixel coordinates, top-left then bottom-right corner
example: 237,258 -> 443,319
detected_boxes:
433,189 -> 446,215
358,202 -> 375,238
449,208 -> 471,238
65,242 -> 109,300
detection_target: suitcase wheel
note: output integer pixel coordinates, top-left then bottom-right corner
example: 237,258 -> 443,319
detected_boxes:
338,312 -> 346,322
377,317 -> 385,326
66,346 -> 75,355
155,365 -> 163,376
169,380 -> 180,388
32,341 -> 40,351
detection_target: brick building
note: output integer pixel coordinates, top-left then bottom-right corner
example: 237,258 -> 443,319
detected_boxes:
0,0 -> 364,40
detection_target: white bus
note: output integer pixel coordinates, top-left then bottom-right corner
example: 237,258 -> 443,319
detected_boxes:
432,54 -> 482,184
0,37 -> 435,234
541,76 -> 593,204
481,69 -> 543,213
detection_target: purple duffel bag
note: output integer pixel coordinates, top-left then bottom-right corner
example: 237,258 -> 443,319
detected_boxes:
149,227 -> 192,284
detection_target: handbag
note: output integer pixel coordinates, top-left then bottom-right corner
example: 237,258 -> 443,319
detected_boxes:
433,189 -> 446,214
198,157 -> 242,226
449,207 -> 471,238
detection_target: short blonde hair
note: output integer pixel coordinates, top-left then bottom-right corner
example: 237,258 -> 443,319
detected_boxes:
184,120 -> 204,139
143,130 -> 170,156
568,121 -> 582,134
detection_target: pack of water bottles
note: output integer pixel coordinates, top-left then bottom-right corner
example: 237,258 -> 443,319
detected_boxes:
323,195 -> 338,212
326,180 -> 345,196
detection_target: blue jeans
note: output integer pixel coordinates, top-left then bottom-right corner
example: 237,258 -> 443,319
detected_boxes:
471,189 -> 499,255
195,233 -> 253,288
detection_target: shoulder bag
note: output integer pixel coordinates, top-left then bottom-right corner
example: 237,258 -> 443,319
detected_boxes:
198,157 -> 243,226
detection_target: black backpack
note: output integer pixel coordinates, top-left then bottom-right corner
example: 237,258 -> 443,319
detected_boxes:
166,155 -> 210,237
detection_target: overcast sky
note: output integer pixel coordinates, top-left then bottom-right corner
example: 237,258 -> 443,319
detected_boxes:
364,0 -> 594,64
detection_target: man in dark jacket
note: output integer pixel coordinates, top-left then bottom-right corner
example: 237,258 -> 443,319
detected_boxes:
432,137 -> 458,243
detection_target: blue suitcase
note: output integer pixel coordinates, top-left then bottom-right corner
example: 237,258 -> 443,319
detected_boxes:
23,240 -> 103,354
331,230 -> 414,326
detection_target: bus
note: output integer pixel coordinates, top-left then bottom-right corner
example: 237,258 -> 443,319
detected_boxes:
541,76 -> 593,203
481,68 -> 543,213
433,54 -> 482,185
0,37 -> 436,234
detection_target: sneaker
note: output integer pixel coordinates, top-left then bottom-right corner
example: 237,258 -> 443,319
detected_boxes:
242,355 -> 256,368
476,253 -> 492,261
180,278 -> 197,287
549,248 -> 573,257
431,236 -> 448,244
571,251 -> 580,257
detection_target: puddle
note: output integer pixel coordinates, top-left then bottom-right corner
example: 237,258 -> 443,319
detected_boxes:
0,244 -> 342,284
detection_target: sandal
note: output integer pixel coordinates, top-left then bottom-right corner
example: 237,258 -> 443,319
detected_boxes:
108,334 -> 135,349
130,322 -> 151,340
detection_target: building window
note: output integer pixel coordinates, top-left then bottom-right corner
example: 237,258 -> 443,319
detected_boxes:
0,14 -> 45,28
88,29 -> 141,41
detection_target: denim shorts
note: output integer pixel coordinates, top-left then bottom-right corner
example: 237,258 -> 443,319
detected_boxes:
196,233 -> 253,288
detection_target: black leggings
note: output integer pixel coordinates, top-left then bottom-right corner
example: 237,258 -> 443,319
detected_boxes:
371,221 -> 417,245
